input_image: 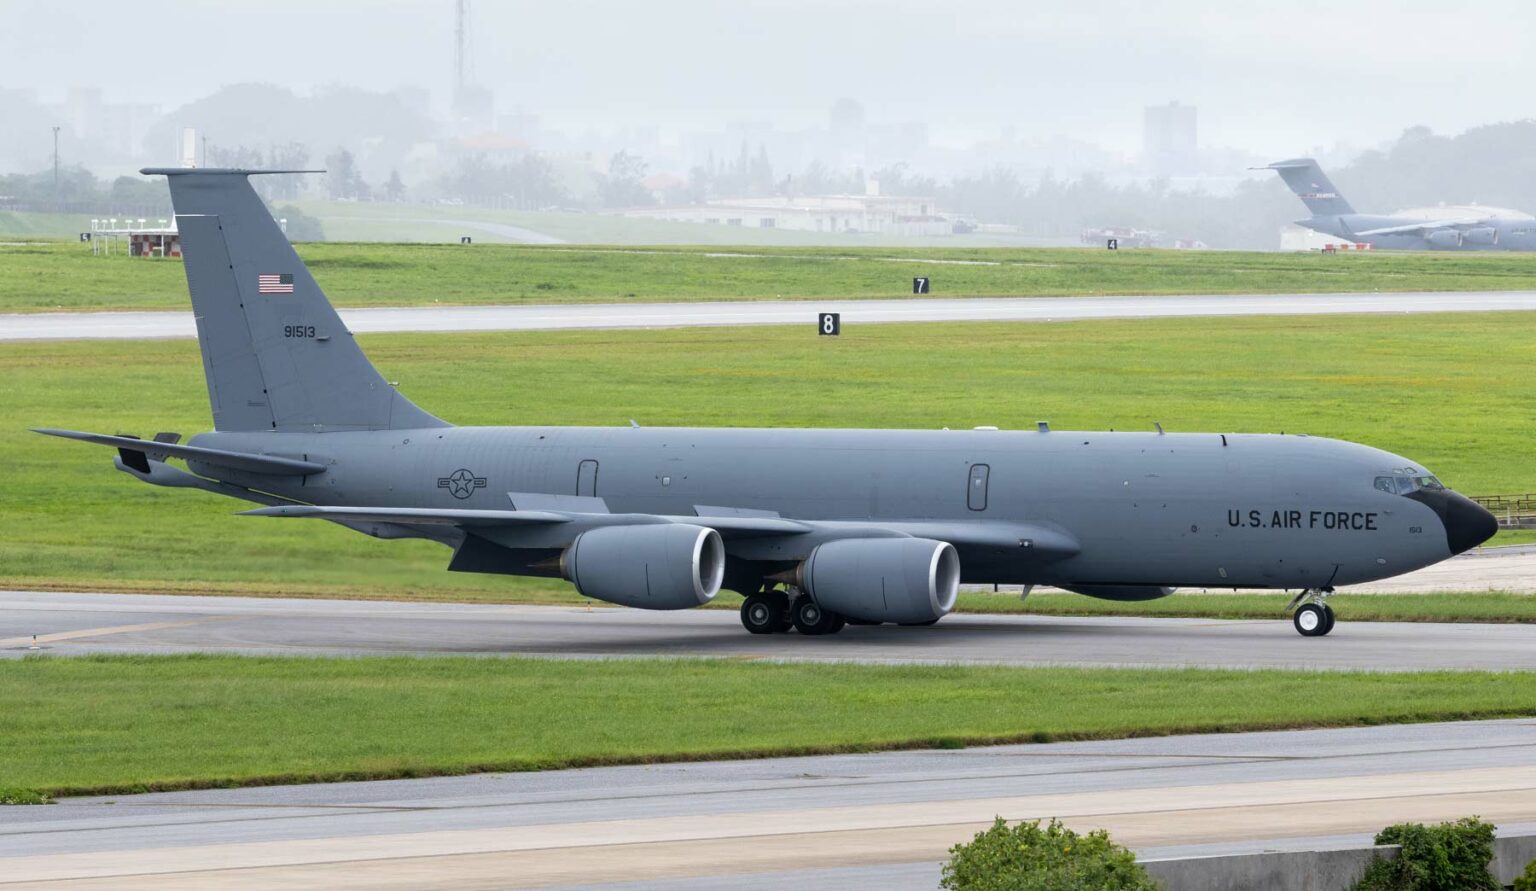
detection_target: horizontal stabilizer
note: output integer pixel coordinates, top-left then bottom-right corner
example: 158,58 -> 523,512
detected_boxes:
32,428 -> 325,476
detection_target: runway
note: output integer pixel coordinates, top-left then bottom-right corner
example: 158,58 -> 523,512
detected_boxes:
5,589 -> 1536,671
6,290 -> 1536,340
2,720 -> 1534,889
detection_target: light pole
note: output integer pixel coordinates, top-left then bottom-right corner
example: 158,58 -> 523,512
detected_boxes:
52,126 -> 61,211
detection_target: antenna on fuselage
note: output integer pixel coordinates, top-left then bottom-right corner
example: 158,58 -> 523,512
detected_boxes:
1155,422 -> 1165,435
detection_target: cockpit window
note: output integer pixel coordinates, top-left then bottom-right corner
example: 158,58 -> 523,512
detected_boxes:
1375,473 -> 1445,494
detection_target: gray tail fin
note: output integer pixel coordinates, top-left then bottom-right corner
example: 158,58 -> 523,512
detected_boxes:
1264,158 -> 1355,216
145,167 -> 446,433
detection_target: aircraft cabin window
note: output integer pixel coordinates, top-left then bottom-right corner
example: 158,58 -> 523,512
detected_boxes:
1374,476 -> 1396,494
1415,475 -> 1445,491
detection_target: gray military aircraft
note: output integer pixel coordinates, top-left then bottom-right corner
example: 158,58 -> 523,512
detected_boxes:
37,168 -> 1498,638
1265,158 -> 1536,250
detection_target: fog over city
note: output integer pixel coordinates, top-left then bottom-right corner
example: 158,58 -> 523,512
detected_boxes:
5,0 -> 1536,248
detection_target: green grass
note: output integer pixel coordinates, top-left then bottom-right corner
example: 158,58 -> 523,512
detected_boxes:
5,654 -> 1536,796
3,313 -> 1533,600
9,240 -> 1536,312
0,787 -> 53,805
957,591 -> 1536,622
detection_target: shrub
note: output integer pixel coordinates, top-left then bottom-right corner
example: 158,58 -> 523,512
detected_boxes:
941,816 -> 1159,891
1513,856 -> 1536,891
1351,817 -> 1498,890
0,787 -> 53,805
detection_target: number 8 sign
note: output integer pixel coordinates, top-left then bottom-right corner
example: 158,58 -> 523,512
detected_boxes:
818,312 -> 841,336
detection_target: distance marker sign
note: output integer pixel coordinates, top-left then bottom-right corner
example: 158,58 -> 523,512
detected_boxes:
818,312 -> 841,336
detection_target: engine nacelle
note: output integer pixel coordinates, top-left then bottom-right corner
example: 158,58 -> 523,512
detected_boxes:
563,524 -> 725,610
1060,584 -> 1176,602
799,538 -> 960,624
1425,230 -> 1463,249
1461,227 -> 1499,245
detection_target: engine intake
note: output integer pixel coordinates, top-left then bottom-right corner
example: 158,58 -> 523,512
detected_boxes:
799,538 -> 960,624
563,524 -> 725,610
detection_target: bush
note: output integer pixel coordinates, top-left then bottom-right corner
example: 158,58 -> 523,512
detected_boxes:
0,787 -> 53,805
1513,856 -> 1536,891
941,817 -> 1159,891
1351,817 -> 1498,890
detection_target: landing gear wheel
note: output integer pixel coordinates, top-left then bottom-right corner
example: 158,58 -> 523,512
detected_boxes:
1320,603 -> 1336,635
791,596 -> 844,635
1294,602 -> 1331,637
740,590 -> 791,634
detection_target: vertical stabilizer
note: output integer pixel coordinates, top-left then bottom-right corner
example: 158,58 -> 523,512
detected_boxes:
145,168 -> 446,432
1264,158 -> 1356,217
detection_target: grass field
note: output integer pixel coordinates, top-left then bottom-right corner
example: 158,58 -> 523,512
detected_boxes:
956,591 -> 1536,622
9,240 -> 1536,312
3,313 -> 1533,602
5,654 -> 1536,797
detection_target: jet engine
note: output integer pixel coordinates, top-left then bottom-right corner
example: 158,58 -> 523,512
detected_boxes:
1060,584 -> 1176,601
798,538 -> 960,624
562,524 -> 725,609
1461,227 -> 1499,245
1425,230 -> 1463,249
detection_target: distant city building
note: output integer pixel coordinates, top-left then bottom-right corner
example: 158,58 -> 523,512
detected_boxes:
1143,101 -> 1198,177
63,86 -> 158,157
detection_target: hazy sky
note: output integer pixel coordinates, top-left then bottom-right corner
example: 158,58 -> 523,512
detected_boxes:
4,0 -> 1534,154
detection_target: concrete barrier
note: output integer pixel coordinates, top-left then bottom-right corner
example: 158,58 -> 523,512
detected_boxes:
1140,833 -> 1536,890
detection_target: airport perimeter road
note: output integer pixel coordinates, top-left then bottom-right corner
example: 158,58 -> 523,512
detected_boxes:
5,589 -> 1536,671
7,290 -> 1536,340
2,720 -> 1535,889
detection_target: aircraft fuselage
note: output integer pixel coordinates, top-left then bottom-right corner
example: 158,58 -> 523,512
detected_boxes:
193,426 -> 1480,594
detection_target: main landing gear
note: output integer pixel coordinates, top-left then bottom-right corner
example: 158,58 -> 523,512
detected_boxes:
1286,588 -> 1336,637
740,585 -> 845,635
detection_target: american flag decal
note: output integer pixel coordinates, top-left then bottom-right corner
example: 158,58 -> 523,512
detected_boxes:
257,273 -> 294,294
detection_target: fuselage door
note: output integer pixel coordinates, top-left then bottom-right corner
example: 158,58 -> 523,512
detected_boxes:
967,463 -> 990,511
577,459 -> 599,496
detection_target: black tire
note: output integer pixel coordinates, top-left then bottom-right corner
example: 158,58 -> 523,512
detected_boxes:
1320,603 -> 1336,635
792,596 -> 844,636
740,590 -> 790,634
1293,603 -> 1329,637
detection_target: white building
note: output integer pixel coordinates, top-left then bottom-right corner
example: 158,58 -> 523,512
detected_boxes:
622,192 -> 953,236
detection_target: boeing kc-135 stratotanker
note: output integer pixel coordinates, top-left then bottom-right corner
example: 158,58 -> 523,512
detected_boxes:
36,169 -> 1498,638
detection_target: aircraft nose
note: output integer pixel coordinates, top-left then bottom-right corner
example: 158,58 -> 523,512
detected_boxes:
1442,491 -> 1499,555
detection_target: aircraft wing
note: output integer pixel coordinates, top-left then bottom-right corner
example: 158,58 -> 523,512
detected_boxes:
32,428 -> 325,476
1350,219 -> 1473,237
241,505 -> 1078,557
242,504 -> 813,535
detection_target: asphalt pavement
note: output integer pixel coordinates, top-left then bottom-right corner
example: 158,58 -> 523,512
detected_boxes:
2,720 -> 1533,889
7,290 -> 1536,340
4,589 -> 1536,671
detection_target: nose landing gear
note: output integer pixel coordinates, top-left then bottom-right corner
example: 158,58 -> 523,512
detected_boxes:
1286,588 -> 1336,637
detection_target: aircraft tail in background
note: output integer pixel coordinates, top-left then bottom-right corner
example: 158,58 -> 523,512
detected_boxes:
1263,158 -> 1356,217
